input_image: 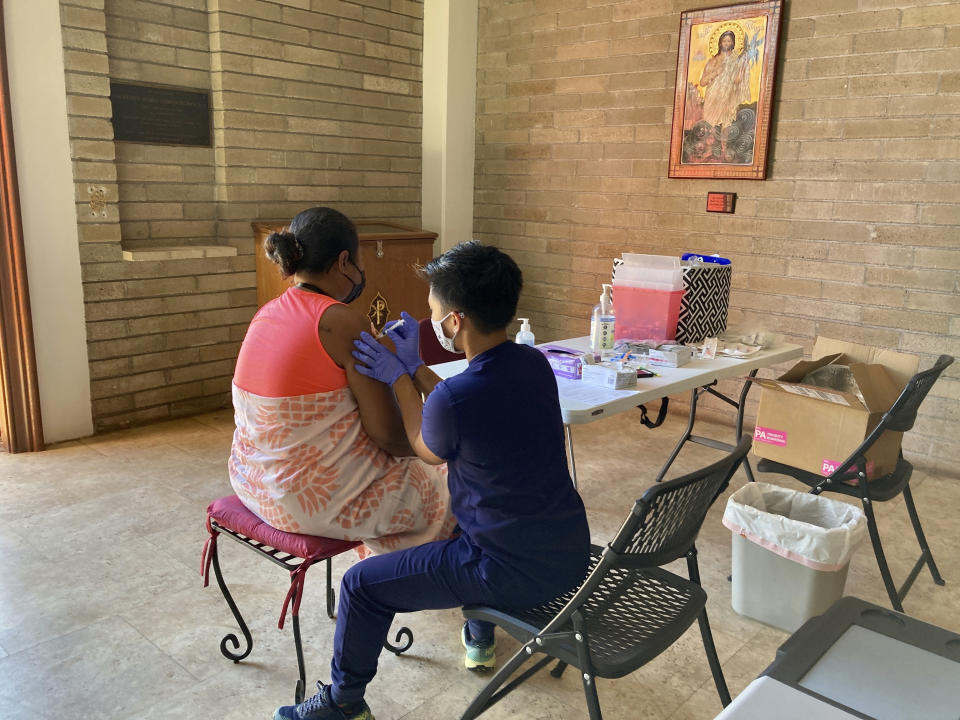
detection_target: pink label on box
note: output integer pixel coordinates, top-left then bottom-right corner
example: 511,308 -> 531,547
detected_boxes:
821,458 -> 874,478
754,426 -> 787,446
821,458 -> 841,476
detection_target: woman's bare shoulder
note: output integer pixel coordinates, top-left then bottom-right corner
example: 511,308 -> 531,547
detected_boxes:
318,303 -> 369,366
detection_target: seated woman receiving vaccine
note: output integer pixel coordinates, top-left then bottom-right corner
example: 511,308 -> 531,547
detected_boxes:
228,206 -> 455,555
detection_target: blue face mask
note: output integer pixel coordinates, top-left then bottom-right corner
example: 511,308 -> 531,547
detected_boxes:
431,311 -> 461,353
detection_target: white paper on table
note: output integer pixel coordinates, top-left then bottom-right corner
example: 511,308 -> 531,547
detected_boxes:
559,381 -> 640,406
719,342 -> 762,357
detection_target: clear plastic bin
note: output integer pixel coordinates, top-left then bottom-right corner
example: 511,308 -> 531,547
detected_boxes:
616,254 -> 684,289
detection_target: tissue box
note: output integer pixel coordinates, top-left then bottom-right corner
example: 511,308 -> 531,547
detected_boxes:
538,345 -> 583,380
581,363 -> 637,389
648,345 -> 694,367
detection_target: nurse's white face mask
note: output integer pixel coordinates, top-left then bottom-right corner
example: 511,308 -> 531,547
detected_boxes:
431,311 -> 461,353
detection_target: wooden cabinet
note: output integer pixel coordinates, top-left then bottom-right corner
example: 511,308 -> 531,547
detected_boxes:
252,220 -> 436,332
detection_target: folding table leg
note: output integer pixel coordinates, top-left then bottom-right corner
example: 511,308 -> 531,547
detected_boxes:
735,369 -> 758,483
656,369 -> 760,483
655,388 -> 698,482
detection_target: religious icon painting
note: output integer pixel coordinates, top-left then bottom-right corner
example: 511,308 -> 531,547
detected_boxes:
668,1 -> 783,179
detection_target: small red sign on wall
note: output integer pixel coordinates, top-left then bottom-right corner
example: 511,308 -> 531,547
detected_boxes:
706,192 -> 736,213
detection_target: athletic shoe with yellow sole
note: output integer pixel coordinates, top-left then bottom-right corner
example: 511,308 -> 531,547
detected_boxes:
461,622 -> 496,672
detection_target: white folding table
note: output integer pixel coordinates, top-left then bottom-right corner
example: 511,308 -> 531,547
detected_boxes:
432,338 -> 802,484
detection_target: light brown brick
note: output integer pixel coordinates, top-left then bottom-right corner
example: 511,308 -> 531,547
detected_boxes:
898,48 -> 960,74
63,48 -> 110,74
921,204 -> 960,225
899,333 -> 960,359
173,7 -> 208,31
850,73 -> 940,97
816,321 -> 901,349
778,77 -> 851,100
78,223 -> 122,243
64,72 -> 111,96
106,37 -> 177,64
791,0 -> 859,16
803,97 -> 889,120
783,35 -> 853,59
828,243 -> 914,266
746,275 -> 823,299
610,0 -> 674,21
902,3 -> 960,28
815,9 -> 900,36
915,249 -> 960,271
786,259 -> 866,284
62,26 -> 108,52
862,308 -> 950,334
866,267 -> 955,292
91,370 -> 168,399
844,118 -> 932,139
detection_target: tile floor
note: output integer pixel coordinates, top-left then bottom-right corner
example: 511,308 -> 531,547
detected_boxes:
0,408 -> 957,720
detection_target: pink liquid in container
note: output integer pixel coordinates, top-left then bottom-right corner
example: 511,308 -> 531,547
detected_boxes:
613,286 -> 685,341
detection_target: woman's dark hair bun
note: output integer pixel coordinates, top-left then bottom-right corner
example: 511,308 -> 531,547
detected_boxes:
264,229 -> 303,277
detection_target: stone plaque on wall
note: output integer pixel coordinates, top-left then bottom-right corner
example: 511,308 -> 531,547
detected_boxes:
110,82 -> 211,147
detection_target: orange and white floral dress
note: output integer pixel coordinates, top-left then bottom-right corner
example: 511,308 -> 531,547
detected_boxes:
229,287 -> 456,556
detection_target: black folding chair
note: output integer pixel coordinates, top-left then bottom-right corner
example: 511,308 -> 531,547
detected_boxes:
757,354 -> 953,613
460,437 -> 752,720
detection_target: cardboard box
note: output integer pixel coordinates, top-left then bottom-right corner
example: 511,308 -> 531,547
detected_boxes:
581,362 -> 637,389
538,345 -> 583,380
751,338 -> 919,480
648,345 -> 693,367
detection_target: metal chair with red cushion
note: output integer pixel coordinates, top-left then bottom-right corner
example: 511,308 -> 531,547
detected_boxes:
201,495 -> 413,703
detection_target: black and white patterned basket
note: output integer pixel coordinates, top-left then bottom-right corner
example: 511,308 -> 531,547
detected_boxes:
611,257 -> 730,344
676,263 -> 730,344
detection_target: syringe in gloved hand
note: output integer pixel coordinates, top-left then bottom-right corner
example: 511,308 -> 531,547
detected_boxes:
376,318 -> 404,339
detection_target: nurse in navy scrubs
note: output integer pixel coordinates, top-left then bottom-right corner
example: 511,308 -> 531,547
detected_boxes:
274,241 -> 589,720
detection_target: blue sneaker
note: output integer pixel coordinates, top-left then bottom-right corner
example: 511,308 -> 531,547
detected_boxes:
461,622 -> 496,672
273,682 -> 375,720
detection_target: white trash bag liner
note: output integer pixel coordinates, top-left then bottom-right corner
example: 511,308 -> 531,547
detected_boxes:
722,482 -> 867,571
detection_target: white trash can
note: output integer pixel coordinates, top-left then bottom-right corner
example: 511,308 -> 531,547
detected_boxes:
722,482 -> 867,633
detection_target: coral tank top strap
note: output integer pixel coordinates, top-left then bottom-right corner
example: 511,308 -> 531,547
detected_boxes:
233,286 -> 348,397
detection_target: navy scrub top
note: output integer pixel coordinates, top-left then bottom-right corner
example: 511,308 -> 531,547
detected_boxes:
422,341 -> 590,602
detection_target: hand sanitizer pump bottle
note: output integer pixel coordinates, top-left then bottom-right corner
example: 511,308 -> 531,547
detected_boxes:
515,318 -> 535,346
590,284 -> 615,355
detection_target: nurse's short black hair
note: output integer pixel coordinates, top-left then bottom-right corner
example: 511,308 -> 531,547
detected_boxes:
419,241 -> 523,334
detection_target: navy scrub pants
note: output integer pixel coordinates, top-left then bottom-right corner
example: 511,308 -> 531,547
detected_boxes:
330,534 -> 538,705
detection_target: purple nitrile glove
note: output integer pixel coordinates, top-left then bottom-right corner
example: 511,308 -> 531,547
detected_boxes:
353,332 -> 407,387
384,311 -> 423,374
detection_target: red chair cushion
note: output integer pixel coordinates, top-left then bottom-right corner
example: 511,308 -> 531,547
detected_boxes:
207,495 -> 361,561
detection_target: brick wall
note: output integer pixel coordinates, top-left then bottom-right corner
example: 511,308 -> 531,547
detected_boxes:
106,0 -> 218,249
60,0 -> 426,431
209,0 -> 425,252
474,0 -> 960,474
